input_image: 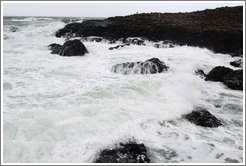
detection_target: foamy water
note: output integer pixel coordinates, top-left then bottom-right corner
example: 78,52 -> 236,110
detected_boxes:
2,17 -> 244,163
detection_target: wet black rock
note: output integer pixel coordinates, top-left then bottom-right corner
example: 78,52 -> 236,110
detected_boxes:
111,58 -> 169,75
109,43 -> 130,50
48,39 -> 88,56
55,6 -> 243,56
205,66 -> 233,82
230,59 -> 243,68
48,43 -> 62,54
183,108 -> 222,128
95,142 -> 150,163
223,69 -> 243,90
205,66 -> 243,90
195,69 -> 207,79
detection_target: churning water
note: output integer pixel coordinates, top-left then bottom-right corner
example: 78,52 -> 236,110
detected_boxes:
2,17 -> 244,163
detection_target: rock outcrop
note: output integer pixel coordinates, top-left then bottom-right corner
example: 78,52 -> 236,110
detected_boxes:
205,66 -> 243,90
55,6 -> 243,56
95,142 -> 150,163
48,39 -> 88,56
111,58 -> 169,75
205,66 -> 233,82
183,108 -> 222,128
230,59 -> 243,68
223,69 -> 243,90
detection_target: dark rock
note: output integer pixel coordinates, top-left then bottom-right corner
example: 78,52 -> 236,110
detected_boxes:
109,43 -> 130,50
205,66 -> 233,82
95,142 -> 150,163
154,40 -> 175,48
55,6 -> 243,56
9,26 -> 18,32
183,108 -> 222,128
230,59 -> 243,68
124,38 -> 145,45
223,69 -> 243,90
195,69 -> 207,79
48,39 -> 88,56
48,43 -> 62,54
111,58 -> 169,75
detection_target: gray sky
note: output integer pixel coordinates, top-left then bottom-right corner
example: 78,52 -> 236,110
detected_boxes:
3,2 -> 244,18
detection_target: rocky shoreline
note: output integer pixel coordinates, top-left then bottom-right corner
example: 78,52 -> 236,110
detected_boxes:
55,6 -> 243,56
48,6 -> 243,163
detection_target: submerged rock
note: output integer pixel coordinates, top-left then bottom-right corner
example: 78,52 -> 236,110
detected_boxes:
124,38 -> 145,46
48,43 -> 62,54
111,58 -> 169,75
223,69 -> 243,90
48,39 -> 88,56
109,43 -> 130,50
230,59 -> 243,68
95,142 -> 150,163
183,108 -> 222,128
205,66 -> 233,82
195,69 -> 206,79
154,40 -> 175,48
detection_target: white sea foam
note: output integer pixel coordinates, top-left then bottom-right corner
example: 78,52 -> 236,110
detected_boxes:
2,17 -> 243,163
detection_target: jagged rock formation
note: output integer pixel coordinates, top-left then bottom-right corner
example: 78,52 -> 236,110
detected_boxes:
111,58 -> 169,75
55,6 -> 243,56
95,142 -> 150,163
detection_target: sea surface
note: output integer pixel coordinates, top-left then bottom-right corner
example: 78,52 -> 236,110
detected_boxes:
2,16 -> 244,163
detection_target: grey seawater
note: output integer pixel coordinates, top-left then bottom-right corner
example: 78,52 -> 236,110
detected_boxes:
2,17 -> 244,163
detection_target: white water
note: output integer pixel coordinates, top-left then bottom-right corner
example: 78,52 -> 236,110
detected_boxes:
2,17 -> 244,163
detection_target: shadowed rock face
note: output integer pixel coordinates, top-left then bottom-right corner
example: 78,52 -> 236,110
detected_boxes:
223,69 -> 243,90
95,142 -> 150,163
55,6 -> 243,56
183,108 -> 222,128
205,66 -> 233,82
205,66 -> 243,90
48,39 -> 88,56
111,58 -> 169,75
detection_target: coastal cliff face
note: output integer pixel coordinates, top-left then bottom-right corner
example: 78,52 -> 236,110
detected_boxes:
56,6 -> 243,56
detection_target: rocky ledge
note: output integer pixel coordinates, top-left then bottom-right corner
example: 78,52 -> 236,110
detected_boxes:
55,6 -> 243,56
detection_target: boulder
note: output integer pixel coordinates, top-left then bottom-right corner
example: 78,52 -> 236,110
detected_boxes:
205,66 -> 243,90
223,69 -> 243,90
183,108 -> 222,128
95,142 -> 150,163
111,58 -> 169,75
48,39 -> 88,56
205,66 -> 233,82
230,59 -> 243,68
